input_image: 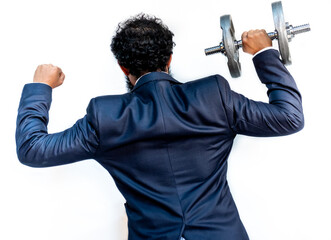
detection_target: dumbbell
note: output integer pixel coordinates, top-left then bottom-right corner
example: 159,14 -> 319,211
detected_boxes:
205,1 -> 310,78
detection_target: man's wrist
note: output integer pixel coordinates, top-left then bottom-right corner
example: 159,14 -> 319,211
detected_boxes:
32,82 -> 52,87
253,47 -> 275,58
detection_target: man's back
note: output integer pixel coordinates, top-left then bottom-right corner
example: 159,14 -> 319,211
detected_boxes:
92,72 -> 245,239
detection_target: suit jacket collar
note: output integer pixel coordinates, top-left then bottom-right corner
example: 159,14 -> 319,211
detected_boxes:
131,72 -> 180,92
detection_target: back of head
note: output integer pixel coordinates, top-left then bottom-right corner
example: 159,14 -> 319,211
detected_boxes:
111,14 -> 175,80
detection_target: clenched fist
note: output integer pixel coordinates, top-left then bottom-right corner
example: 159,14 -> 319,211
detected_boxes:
241,29 -> 272,55
33,64 -> 65,89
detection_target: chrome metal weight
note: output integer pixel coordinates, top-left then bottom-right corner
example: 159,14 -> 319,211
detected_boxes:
272,1 -> 291,65
205,1 -> 310,77
221,15 -> 241,78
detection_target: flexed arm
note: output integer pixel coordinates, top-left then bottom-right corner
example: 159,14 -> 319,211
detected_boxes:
16,65 -> 99,167
218,30 -> 304,137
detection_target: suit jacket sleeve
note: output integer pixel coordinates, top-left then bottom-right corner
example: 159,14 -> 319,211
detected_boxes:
218,49 -> 304,137
16,83 -> 99,167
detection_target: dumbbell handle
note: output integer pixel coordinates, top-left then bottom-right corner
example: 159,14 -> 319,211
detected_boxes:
235,32 -> 277,49
205,23 -> 310,56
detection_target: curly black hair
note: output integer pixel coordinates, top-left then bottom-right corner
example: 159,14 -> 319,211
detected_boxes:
111,14 -> 175,81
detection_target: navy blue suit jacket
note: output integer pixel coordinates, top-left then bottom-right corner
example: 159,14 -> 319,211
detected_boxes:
16,49 -> 304,240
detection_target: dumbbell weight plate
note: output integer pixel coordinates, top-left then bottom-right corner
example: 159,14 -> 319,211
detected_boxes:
272,1 -> 292,65
221,15 -> 241,78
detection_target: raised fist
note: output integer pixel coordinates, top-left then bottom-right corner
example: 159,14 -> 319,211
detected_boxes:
33,64 -> 65,89
241,29 -> 272,55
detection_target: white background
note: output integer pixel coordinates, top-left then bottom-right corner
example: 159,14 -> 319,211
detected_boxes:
0,0 -> 330,239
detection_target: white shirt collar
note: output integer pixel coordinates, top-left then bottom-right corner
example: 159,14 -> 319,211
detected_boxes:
135,71 -> 169,85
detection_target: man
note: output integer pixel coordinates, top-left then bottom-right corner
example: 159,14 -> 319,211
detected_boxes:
16,14 -> 304,240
